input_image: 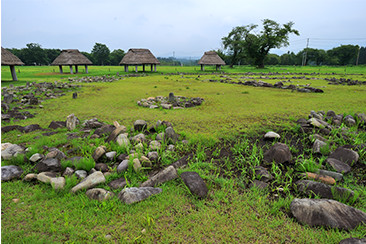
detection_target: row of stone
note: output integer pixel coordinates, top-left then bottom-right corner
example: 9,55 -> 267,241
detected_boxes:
137,93 -> 204,110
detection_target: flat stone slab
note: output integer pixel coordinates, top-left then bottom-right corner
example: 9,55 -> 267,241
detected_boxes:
290,198 -> 366,230
296,180 -> 354,200
1,165 -> 23,181
71,171 -> 105,193
118,187 -> 162,204
140,165 -> 177,187
180,171 -> 208,198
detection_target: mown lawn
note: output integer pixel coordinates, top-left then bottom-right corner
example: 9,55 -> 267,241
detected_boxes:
1,65 -> 366,243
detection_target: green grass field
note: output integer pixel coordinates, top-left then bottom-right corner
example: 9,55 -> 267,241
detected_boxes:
1,65 -> 366,243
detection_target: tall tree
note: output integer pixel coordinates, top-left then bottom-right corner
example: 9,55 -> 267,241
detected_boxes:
109,49 -> 125,65
298,48 -> 327,65
22,43 -> 48,65
358,47 -> 366,65
91,43 -> 110,65
222,19 -> 299,68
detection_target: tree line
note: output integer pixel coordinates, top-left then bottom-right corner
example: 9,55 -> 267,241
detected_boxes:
7,43 -> 125,66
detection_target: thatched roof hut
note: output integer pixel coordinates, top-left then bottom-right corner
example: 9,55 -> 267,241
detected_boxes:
120,48 -> 160,72
1,47 -> 24,81
51,49 -> 92,74
198,51 -> 225,71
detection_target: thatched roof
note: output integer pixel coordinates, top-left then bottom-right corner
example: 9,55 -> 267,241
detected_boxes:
51,49 -> 92,65
198,51 -> 225,65
120,48 -> 160,65
1,47 -> 24,66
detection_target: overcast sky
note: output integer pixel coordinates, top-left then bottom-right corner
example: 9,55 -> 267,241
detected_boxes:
2,0 -> 366,57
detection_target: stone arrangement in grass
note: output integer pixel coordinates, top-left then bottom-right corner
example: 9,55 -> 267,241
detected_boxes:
1,116 -> 208,205
1,110 -> 366,235
137,92 -> 204,109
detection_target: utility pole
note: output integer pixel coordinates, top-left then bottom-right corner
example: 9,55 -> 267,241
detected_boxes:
356,46 -> 360,65
302,38 -> 309,66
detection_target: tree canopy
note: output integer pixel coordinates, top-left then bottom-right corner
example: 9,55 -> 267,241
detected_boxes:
91,43 -> 110,65
222,19 -> 299,68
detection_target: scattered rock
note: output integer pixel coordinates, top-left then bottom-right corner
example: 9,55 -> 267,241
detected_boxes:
180,171 -> 208,197
290,198 -> 366,230
75,170 -> 87,179
50,177 -> 65,190
116,134 -> 130,147
149,140 -> 161,150
37,172 -> 57,184
1,165 -> 24,181
296,180 -> 354,200
264,131 -> 280,140
147,151 -> 159,162
304,172 -> 335,185
165,127 -> 179,143
1,143 -> 24,160
24,173 -> 38,181
29,153 -> 44,163
105,125 -> 127,143
339,238 -> 366,244
95,163 -> 109,172
316,169 -> 343,181
71,171 -> 106,193
329,147 -> 359,165
86,188 -> 114,201
66,113 -> 79,131
117,160 -> 129,173
118,187 -> 162,204
92,146 -> 106,162
105,151 -> 117,161
263,143 -> 292,164
254,166 -> 273,182
35,158 -> 61,172
250,180 -> 269,189
63,167 -> 74,177
134,120 -> 147,131
326,158 -> 351,174
108,177 -> 127,190
133,158 -> 142,172
140,165 -> 177,187
312,139 -> 328,154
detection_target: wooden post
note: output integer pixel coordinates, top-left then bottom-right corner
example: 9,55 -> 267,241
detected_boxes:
10,65 -> 18,81
124,65 -> 128,72
135,65 -> 138,72
75,65 -> 79,73
154,64 -> 157,72
69,65 -> 73,74
219,65 -> 221,71
85,65 -> 89,74
201,64 -> 204,71
151,64 -> 153,71
142,64 -> 145,72
59,65 -> 63,74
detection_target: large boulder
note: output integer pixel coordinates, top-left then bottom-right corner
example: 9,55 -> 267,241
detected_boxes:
1,143 -> 24,160
140,165 -> 178,187
118,187 -> 162,204
71,171 -> 105,193
1,165 -> 23,181
263,143 -> 292,164
180,171 -> 208,198
290,198 -> 366,230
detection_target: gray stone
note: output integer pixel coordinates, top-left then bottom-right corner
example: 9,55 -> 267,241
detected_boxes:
140,165 -> 178,187
45,149 -> 66,160
131,133 -> 146,143
133,158 -> 142,172
263,143 -> 292,164
165,127 -> 178,143
86,188 -> 114,201
75,170 -> 87,179
35,158 -> 61,172
167,144 -> 175,151
339,238 -> 366,244
117,160 -> 129,173
1,165 -> 23,181
92,146 -> 106,162
134,120 -> 147,131
290,198 -> 366,230
29,153 -> 43,163
308,118 -> 329,128
71,171 -> 106,193
116,134 -> 130,147
95,163 -> 109,172
168,92 -> 175,102
250,180 -> 269,189
316,169 -> 343,181
37,172 -> 57,184
296,180 -> 354,200
311,134 -> 327,142
105,151 -> 117,161
313,139 -> 328,154
344,115 -> 356,127
4,94 -> 13,104
254,166 -> 272,182
118,187 -> 162,204
161,103 -> 172,109
147,151 -> 159,162
108,177 -> 127,190
180,171 -> 208,198
66,113 -> 79,131
149,140 -> 161,150
326,158 -> 351,174
50,177 -> 65,190
264,131 -> 280,140
105,125 -> 127,143
156,132 -> 165,141
326,110 -> 336,117
1,144 -> 24,160
329,147 -> 359,165
134,142 -> 144,151
140,156 -> 152,167
63,167 -> 74,177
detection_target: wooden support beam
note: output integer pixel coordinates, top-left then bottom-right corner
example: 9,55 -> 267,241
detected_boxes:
135,65 -> 138,72
85,65 -> 89,74
124,65 -> 128,72
142,64 -> 145,72
75,65 -> 79,73
151,64 -> 153,71
10,65 -> 18,81
69,65 -> 73,74
154,64 -> 157,72
59,65 -> 63,74
201,64 -> 204,71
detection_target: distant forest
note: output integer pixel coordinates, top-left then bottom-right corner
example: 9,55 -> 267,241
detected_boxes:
5,42 -> 366,66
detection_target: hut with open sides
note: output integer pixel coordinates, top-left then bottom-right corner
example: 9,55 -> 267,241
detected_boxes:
51,49 -> 92,74
198,51 -> 226,71
1,47 -> 24,81
120,48 -> 160,72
